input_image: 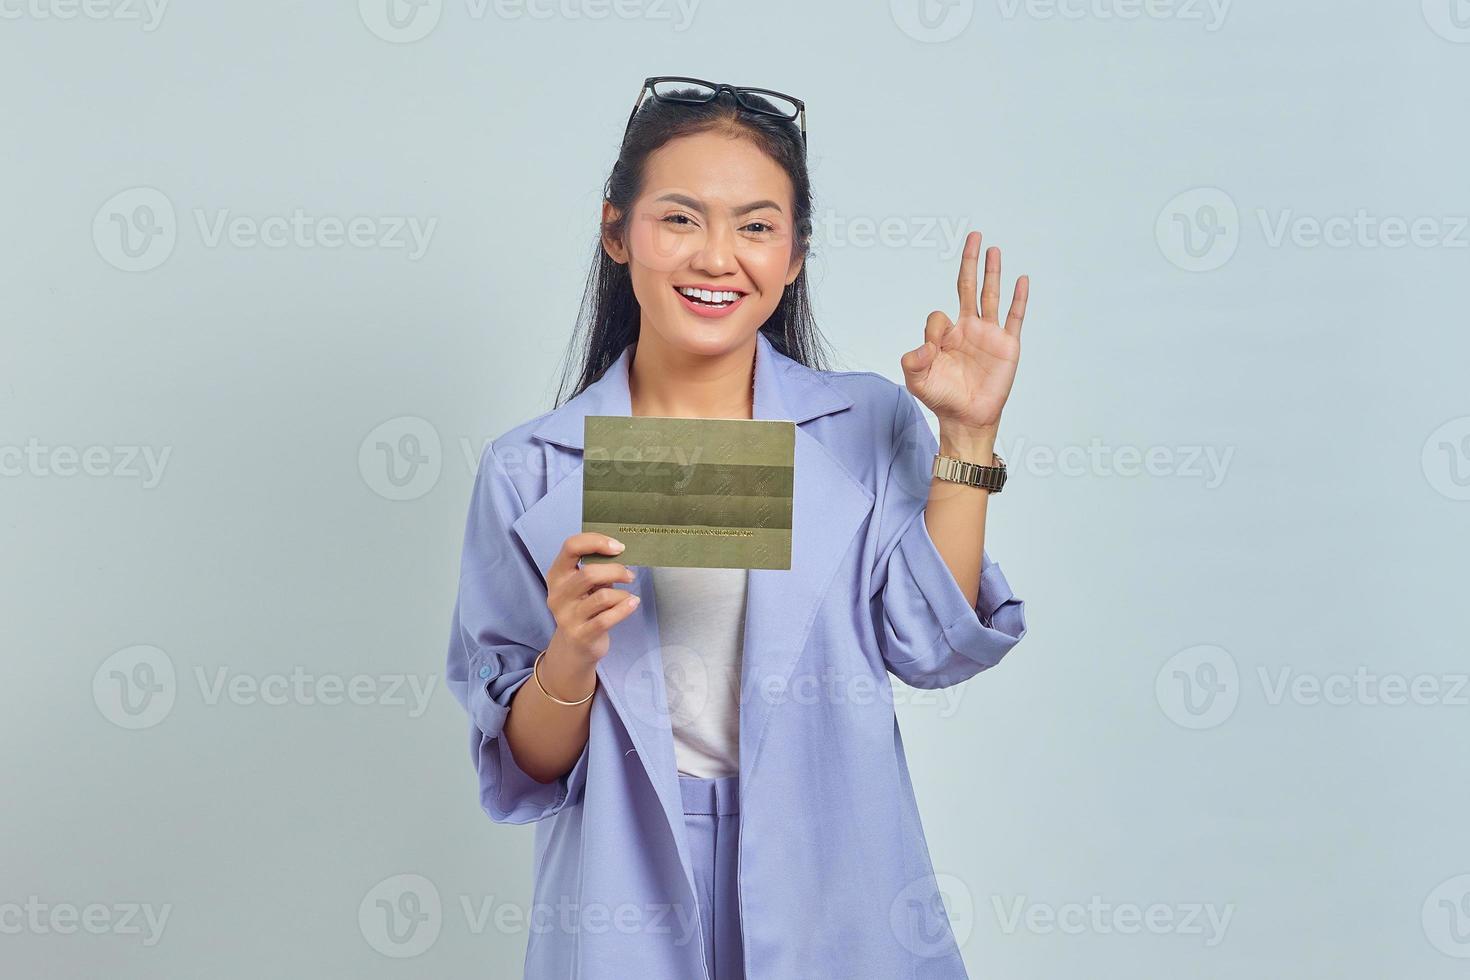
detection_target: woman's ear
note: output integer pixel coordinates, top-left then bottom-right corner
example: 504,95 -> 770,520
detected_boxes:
601,200 -> 628,265
785,246 -> 805,286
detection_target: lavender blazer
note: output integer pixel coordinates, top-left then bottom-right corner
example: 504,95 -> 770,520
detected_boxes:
446,330 -> 1028,979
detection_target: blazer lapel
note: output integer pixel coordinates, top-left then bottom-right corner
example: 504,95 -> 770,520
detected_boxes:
509,331 -> 873,904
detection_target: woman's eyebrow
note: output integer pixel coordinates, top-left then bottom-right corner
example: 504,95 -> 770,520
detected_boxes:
653,193 -> 785,216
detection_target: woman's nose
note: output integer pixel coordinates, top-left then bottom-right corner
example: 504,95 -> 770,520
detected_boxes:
690,225 -> 737,275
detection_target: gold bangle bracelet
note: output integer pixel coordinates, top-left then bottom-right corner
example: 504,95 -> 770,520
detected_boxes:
533,648 -> 596,706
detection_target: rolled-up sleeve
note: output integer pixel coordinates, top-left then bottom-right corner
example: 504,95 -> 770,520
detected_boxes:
869,387 -> 1028,689
446,443 -> 590,824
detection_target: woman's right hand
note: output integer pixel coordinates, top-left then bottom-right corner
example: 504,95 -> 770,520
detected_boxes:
545,533 -> 640,666
503,533 -> 635,780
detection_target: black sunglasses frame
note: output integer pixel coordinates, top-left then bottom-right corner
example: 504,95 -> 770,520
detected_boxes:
621,75 -> 807,151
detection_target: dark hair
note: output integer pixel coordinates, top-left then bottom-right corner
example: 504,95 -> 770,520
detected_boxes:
552,85 -> 837,407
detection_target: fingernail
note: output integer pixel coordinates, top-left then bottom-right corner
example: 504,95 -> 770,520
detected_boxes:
628,595 -> 640,606
608,538 -> 625,552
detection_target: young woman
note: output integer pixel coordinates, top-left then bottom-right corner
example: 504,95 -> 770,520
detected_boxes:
448,76 -> 1030,980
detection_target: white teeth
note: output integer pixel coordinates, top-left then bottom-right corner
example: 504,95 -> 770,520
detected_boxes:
678,286 -> 740,304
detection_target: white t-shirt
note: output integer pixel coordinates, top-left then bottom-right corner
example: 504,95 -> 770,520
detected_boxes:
649,565 -> 747,778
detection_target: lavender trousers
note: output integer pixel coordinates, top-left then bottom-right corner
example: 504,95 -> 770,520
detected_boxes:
678,773 -> 744,980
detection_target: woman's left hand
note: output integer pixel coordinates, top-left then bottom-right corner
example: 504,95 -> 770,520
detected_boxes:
900,230 -> 1029,434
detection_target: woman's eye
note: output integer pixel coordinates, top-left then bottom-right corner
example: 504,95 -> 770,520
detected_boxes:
661,214 -> 696,226
743,222 -> 774,234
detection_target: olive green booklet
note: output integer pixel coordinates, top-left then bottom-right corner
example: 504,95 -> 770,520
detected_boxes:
581,415 -> 795,569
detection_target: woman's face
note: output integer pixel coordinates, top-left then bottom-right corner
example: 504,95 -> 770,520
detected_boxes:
603,130 -> 804,359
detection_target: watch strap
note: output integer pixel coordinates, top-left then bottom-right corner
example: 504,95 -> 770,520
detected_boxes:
932,452 -> 1007,493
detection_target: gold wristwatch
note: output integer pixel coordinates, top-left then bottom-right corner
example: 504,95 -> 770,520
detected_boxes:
932,451 -> 1007,493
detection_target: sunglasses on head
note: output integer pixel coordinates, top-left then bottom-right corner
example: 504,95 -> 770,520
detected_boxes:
621,75 -> 807,152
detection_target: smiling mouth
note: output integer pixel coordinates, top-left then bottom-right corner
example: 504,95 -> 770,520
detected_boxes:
673,286 -> 745,309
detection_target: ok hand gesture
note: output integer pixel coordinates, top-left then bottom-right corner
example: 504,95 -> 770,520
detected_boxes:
900,231 -> 1029,433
